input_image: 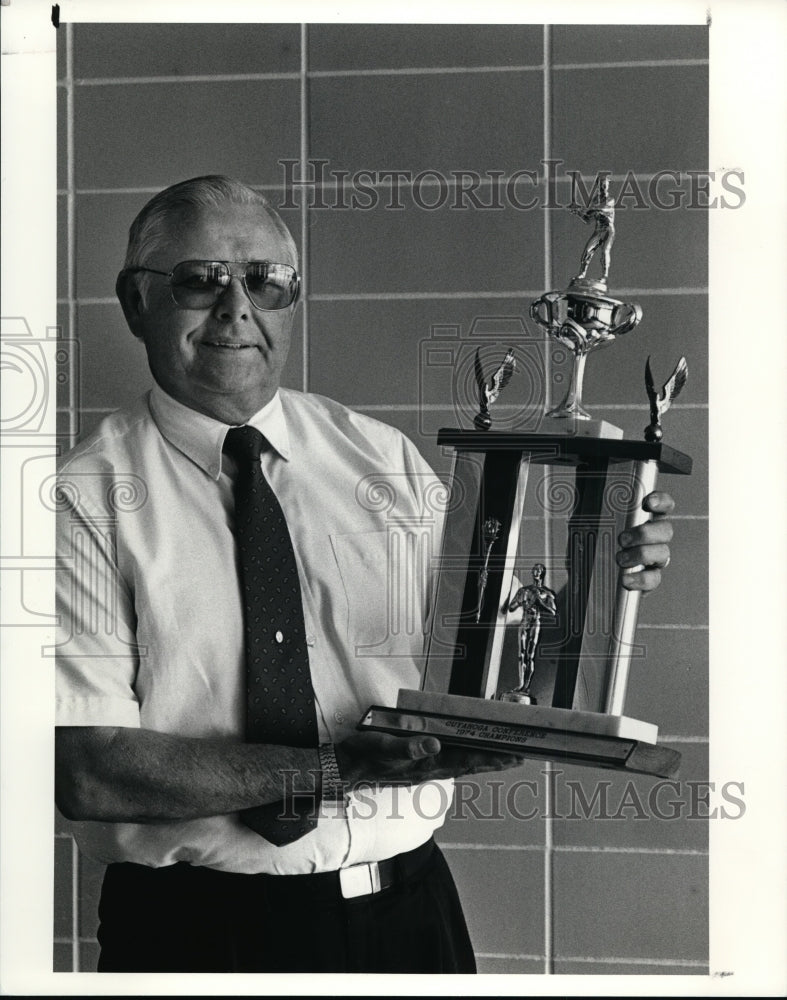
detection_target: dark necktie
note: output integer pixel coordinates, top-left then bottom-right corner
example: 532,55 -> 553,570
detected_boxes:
223,425 -> 319,845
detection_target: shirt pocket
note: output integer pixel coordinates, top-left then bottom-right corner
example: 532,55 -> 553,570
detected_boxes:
330,529 -> 428,658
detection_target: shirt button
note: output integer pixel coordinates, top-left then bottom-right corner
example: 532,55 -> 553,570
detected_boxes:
306,633 -> 315,647
275,630 -> 284,643
334,710 -> 346,724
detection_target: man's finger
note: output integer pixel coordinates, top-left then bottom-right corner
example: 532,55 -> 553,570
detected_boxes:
619,519 -> 673,549
621,567 -> 662,592
642,491 -> 675,516
357,731 -> 441,761
616,543 -> 671,570
407,736 -> 441,759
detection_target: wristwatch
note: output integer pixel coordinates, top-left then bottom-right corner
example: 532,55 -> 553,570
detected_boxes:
318,743 -> 346,804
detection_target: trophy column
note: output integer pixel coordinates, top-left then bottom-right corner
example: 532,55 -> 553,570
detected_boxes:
419,430 -> 691,714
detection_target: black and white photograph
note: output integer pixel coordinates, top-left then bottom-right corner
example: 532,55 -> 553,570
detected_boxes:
0,0 -> 785,994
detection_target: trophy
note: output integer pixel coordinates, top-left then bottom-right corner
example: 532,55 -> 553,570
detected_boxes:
358,177 -> 692,779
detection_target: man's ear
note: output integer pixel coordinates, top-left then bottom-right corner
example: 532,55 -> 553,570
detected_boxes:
116,270 -> 146,339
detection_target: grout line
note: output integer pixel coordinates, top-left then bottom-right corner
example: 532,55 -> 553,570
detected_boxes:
308,290 -> 545,301
300,23 -> 310,393
308,64 -> 544,78
441,843 -> 549,851
67,60 -> 707,87
476,951 -> 708,967
544,769 -> 555,976
589,402 -> 708,409
550,955 -> 709,967
67,297 -> 116,305
70,837 -> 80,972
308,288 -> 707,301
74,72 -> 300,86
554,58 -> 708,71
638,623 -> 709,630
64,172 -> 710,196
553,845 -> 709,855
65,23 -> 77,448
441,843 -> 708,856
542,32 -> 553,414
661,735 -> 709,743
476,952 -> 545,962
542,24 -> 555,978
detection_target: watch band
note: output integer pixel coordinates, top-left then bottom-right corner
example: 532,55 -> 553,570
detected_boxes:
318,743 -> 346,803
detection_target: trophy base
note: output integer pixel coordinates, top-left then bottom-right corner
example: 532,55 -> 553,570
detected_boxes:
499,689 -> 536,705
568,276 -> 609,295
358,690 -> 680,779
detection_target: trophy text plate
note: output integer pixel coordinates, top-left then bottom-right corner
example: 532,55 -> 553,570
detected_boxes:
396,689 -> 658,742
358,691 -> 681,778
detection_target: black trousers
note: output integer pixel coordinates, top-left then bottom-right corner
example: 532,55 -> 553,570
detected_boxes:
96,839 -> 476,974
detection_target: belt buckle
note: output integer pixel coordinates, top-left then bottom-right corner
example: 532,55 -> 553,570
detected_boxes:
339,861 -> 382,899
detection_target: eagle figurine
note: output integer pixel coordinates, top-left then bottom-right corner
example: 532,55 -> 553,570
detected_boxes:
644,355 -> 688,442
474,347 -> 517,430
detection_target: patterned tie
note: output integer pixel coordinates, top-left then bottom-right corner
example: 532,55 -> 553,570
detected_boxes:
223,425 -> 319,845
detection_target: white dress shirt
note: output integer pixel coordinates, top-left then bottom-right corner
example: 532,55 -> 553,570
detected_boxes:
56,383 -> 452,874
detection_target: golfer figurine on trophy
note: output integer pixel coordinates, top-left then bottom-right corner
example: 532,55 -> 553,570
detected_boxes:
530,174 -> 642,430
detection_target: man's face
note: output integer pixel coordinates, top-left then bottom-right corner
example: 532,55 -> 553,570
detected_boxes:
125,202 -> 297,423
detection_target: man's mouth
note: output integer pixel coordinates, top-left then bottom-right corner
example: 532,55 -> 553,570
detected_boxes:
203,341 -> 255,350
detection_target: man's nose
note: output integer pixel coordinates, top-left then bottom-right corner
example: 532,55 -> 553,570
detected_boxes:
213,275 -> 251,321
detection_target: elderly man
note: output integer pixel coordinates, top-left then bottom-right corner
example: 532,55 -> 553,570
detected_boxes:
54,175 -> 674,974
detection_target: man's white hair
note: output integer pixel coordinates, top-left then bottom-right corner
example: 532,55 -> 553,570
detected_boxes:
123,175 -> 299,270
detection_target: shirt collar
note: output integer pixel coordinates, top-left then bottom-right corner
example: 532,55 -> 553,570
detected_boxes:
149,383 -> 292,480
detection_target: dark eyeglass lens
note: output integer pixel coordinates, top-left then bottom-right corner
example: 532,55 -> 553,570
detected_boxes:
171,262 -> 229,299
245,263 -> 296,309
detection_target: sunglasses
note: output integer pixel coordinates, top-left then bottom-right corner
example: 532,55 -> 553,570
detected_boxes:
125,260 -> 300,311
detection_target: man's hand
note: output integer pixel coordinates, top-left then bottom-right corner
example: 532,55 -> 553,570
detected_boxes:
334,731 -> 522,792
616,490 -> 675,593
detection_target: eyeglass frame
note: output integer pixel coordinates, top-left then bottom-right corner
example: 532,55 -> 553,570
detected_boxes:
122,259 -> 301,312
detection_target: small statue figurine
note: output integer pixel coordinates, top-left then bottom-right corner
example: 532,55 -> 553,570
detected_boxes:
473,347 -> 516,430
476,516 -> 501,622
644,354 -> 688,442
500,563 -> 557,705
569,174 -> 616,286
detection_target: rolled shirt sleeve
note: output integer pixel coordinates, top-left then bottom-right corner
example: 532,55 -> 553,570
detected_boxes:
55,472 -> 142,729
